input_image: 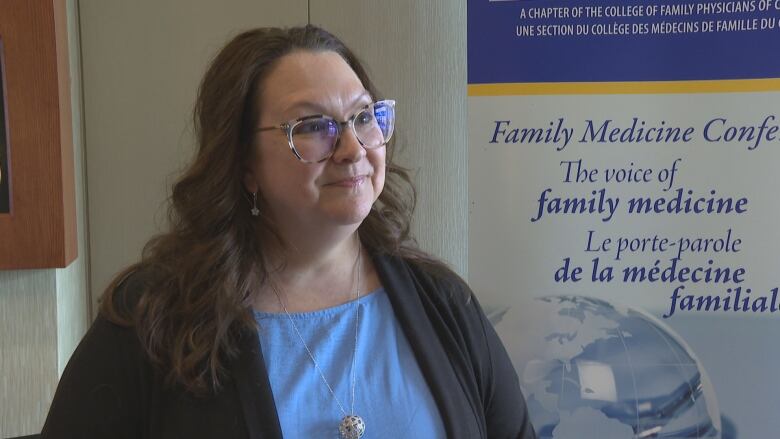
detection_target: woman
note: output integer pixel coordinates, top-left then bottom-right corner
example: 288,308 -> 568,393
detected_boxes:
42,25 -> 536,439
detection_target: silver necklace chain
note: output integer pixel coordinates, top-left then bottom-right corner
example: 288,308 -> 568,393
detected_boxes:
271,245 -> 362,418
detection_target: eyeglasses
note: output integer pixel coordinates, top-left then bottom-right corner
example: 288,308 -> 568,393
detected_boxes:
256,99 -> 396,163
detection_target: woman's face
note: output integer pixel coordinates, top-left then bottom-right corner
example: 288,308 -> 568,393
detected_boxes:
245,50 -> 386,235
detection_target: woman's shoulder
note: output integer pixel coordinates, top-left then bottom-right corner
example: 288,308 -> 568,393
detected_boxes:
86,266 -> 161,351
42,269 -> 159,438
372,250 -> 475,310
99,264 -> 160,321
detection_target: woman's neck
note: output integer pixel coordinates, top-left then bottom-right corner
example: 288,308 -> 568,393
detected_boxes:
255,232 -> 379,313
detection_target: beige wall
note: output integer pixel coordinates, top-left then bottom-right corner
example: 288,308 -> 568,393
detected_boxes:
0,1 -> 90,436
312,1 -> 468,274
80,0 -> 308,308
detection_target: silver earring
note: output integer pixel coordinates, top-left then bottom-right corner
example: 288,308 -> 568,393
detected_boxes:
250,192 -> 260,217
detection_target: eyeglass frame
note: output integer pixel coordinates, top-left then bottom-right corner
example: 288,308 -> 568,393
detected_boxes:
255,99 -> 396,163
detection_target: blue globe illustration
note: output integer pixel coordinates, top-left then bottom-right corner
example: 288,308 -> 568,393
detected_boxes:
492,295 -> 721,439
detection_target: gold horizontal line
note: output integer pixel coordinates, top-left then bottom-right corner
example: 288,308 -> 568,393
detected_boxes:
467,78 -> 780,96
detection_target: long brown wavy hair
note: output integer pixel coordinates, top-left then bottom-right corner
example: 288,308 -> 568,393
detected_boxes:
100,25 -> 441,395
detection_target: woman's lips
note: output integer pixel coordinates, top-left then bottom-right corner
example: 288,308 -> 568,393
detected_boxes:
328,175 -> 367,187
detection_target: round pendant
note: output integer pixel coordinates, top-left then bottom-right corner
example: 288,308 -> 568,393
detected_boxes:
338,414 -> 365,439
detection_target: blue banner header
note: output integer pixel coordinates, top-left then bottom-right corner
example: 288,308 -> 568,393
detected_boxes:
468,0 -> 780,84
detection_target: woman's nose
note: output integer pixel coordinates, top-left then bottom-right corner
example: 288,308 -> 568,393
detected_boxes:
331,126 -> 366,163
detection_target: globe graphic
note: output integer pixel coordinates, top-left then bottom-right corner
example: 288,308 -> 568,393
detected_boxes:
492,295 -> 722,439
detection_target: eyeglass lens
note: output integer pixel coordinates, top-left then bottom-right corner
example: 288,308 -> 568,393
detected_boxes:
290,101 -> 395,162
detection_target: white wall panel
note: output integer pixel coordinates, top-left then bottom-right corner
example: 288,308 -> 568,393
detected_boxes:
0,271 -> 58,437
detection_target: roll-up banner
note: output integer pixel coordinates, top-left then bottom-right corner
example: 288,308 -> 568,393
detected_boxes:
467,1 -> 780,437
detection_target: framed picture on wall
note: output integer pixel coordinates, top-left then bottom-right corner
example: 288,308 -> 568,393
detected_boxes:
0,44 -> 9,215
0,0 -> 77,269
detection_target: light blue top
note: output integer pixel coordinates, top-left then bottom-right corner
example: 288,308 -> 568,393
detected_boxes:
254,288 -> 446,439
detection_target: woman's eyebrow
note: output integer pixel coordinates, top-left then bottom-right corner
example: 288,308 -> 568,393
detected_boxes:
283,102 -> 326,117
348,91 -> 373,108
283,92 -> 372,119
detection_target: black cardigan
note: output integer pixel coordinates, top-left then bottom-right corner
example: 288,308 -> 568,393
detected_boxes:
41,253 -> 536,439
